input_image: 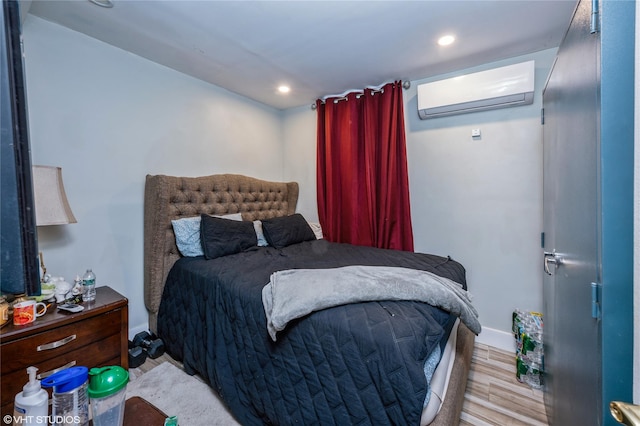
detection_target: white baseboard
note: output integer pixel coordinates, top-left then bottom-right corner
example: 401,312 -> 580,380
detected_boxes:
475,326 -> 516,353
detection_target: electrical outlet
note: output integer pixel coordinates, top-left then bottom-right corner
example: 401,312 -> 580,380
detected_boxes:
471,128 -> 481,137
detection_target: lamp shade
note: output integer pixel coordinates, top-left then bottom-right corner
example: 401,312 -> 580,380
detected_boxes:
32,165 -> 77,226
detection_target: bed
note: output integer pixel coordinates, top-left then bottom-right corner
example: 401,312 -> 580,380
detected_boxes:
144,173 -> 477,425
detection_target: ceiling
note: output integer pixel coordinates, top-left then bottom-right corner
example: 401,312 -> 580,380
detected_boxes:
24,0 -> 578,110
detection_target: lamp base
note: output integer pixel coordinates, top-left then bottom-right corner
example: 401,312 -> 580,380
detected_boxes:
39,251 -> 47,283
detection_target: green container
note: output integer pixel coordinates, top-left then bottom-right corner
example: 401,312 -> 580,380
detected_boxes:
88,366 -> 129,426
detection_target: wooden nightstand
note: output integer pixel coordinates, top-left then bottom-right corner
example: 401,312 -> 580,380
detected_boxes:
0,286 -> 128,417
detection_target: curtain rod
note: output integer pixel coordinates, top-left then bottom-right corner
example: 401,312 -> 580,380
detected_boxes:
311,80 -> 411,110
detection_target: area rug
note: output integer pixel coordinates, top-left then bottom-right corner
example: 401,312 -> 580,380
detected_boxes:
126,361 -> 241,425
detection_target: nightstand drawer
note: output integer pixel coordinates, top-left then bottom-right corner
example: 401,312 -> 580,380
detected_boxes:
0,333 -> 122,411
1,308 -> 121,374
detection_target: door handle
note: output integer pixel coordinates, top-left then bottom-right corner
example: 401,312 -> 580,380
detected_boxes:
610,401 -> 640,426
544,251 -> 563,275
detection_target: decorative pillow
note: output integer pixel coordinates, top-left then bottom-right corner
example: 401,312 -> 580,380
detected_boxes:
253,220 -> 269,247
200,214 -> 257,260
172,213 -> 242,257
261,213 -> 316,249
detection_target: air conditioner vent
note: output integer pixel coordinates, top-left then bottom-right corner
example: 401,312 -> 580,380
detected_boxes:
417,60 -> 535,119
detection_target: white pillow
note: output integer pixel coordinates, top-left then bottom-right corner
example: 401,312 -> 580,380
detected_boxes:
253,220 -> 269,247
307,222 -> 323,239
172,213 -> 243,257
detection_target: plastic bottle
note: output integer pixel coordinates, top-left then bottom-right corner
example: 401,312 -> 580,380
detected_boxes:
512,309 -> 524,351
513,310 -> 544,389
13,366 -> 49,425
82,269 -> 96,302
41,366 -> 90,426
523,361 -> 543,389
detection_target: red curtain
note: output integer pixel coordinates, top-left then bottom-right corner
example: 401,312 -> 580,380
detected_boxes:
316,81 -> 414,251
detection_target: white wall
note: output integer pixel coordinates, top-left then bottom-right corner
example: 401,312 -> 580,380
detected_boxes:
23,16 -> 285,336
284,49 -> 558,349
24,13 -> 558,350
406,49 -> 557,348
282,105 -> 318,221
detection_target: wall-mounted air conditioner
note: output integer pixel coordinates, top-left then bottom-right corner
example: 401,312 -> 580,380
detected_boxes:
417,60 -> 535,119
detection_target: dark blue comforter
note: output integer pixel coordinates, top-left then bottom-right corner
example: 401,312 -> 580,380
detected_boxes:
157,239 -> 467,425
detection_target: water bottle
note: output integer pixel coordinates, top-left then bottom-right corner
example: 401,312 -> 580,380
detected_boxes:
41,366 -> 90,426
523,361 -> 543,389
82,269 -> 96,302
513,310 -> 544,389
512,309 -> 524,351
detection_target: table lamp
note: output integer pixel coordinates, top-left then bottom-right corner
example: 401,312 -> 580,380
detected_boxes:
32,165 -> 77,280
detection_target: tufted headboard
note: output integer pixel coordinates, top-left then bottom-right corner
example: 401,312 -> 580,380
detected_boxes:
144,173 -> 299,332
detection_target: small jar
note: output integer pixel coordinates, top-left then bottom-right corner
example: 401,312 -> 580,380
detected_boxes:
0,296 -> 9,326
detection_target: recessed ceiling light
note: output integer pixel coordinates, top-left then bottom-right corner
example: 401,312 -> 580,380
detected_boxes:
278,85 -> 291,94
88,0 -> 114,8
437,35 -> 455,46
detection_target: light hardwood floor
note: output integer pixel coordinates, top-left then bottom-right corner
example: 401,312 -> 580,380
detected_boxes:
462,342 -> 547,426
132,342 -> 548,425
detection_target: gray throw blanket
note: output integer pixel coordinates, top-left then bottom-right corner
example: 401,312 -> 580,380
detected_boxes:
262,265 -> 481,341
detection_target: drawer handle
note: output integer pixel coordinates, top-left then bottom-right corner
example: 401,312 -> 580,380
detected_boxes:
37,334 -> 77,351
37,361 -> 76,379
